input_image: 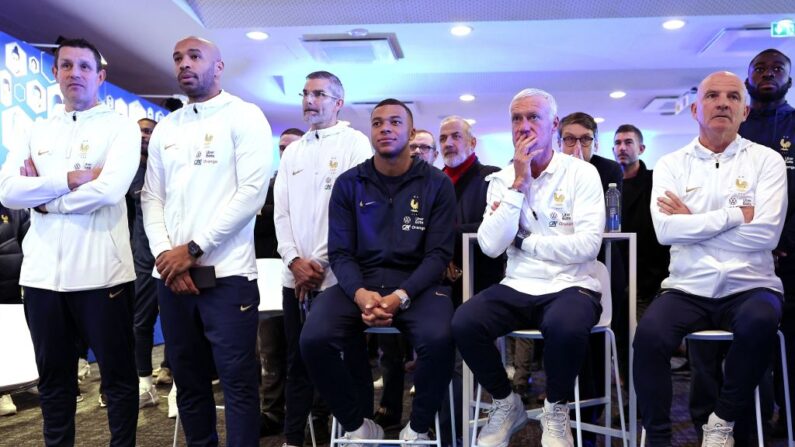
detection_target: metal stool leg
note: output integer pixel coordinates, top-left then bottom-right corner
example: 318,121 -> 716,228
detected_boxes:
449,380 -> 457,447
608,329 -> 628,447
471,383 -> 483,447
307,413 -> 317,447
755,386 -> 763,447
574,376 -> 583,446
778,331 -> 794,447
173,413 -> 180,447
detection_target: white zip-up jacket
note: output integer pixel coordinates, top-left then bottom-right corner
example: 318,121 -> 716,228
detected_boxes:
274,121 -> 372,290
142,91 -> 272,280
0,103 -> 139,291
652,135 -> 787,298
478,151 -> 605,295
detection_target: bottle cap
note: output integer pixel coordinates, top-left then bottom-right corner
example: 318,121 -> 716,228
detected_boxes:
608,183 -> 617,188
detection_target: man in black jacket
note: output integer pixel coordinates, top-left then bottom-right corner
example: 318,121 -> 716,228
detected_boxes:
301,98 -> 456,445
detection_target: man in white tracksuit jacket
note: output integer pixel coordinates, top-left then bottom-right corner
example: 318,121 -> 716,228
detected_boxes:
274,70 -> 372,447
141,36 -> 272,446
0,38 -> 140,447
633,71 -> 788,447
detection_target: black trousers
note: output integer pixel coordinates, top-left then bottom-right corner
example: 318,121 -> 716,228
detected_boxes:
24,284 -> 138,447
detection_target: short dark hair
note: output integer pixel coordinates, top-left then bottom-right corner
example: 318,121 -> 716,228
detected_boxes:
614,124 -> 644,144
750,49 -> 792,69
54,38 -> 103,72
280,128 -> 304,138
558,112 -> 598,138
306,71 -> 344,99
137,118 -> 157,126
372,98 -> 413,125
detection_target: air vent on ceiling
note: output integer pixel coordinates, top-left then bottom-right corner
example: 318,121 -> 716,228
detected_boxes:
699,26 -> 777,57
643,96 -> 678,115
301,33 -> 404,64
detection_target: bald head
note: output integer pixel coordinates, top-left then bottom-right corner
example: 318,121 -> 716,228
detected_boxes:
691,71 -> 749,152
172,36 -> 224,102
174,36 -> 222,62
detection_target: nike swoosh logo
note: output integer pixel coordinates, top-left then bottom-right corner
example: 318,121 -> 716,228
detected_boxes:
109,289 -> 123,299
685,187 -> 701,193
240,304 -> 254,311
164,144 -> 176,150
435,291 -> 448,297
37,149 -> 50,155
292,169 -> 304,175
359,200 -> 376,207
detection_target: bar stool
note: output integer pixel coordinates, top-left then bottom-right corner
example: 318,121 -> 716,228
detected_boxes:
330,326 -> 456,447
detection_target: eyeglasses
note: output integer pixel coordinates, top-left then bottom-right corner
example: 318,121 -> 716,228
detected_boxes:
561,136 -> 594,148
299,90 -> 341,101
409,144 -> 435,153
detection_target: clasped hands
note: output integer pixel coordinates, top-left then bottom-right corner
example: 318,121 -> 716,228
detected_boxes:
156,244 -> 198,295
354,288 -> 401,327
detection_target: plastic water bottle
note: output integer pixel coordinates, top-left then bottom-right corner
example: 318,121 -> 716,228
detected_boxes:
605,183 -> 621,232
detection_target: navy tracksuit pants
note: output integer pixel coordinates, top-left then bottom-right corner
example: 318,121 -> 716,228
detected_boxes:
452,284 -> 601,404
133,269 -> 160,376
23,284 -> 139,447
282,287 -> 331,446
158,276 -> 260,447
633,288 -> 782,446
300,284 -> 455,433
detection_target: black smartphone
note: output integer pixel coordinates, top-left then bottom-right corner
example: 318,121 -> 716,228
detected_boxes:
189,265 -> 216,289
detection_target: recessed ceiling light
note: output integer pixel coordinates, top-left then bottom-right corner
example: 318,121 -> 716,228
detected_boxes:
348,28 -> 369,37
594,117 -> 605,123
459,94 -> 476,102
662,19 -> 686,30
609,90 -> 627,99
246,31 -> 270,41
465,118 -> 476,125
450,25 -> 473,37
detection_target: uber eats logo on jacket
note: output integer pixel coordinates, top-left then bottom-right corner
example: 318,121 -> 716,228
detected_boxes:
402,195 -> 425,232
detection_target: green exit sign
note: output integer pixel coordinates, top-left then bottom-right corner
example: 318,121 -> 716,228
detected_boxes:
772,20 -> 795,38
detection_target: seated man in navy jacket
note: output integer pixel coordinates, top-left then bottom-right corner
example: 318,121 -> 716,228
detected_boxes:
301,98 -> 457,445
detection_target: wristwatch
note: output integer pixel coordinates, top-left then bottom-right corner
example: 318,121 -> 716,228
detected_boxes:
187,240 -> 204,259
513,227 -> 531,250
394,289 -> 411,311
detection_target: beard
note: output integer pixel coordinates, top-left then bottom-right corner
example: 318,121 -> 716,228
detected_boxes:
747,80 -> 791,104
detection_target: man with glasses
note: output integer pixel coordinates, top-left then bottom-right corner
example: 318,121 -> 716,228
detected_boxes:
409,130 -> 439,165
274,71 -> 372,447
557,112 -> 625,446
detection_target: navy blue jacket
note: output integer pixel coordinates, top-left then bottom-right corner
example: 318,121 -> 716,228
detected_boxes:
126,162 -> 155,274
739,102 -> 795,293
329,157 -> 456,299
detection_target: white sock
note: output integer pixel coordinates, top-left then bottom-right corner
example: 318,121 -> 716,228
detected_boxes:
708,412 -> 734,428
139,376 -> 153,388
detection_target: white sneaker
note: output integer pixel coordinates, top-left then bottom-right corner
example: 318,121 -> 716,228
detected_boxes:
409,385 -> 416,396
0,394 -> 17,416
98,392 -> 107,408
537,400 -> 573,447
702,413 -> 734,447
341,418 -> 384,447
373,376 -> 384,390
138,383 -> 158,409
77,358 -> 90,383
476,392 -> 527,447
167,383 -> 178,418
399,422 -> 430,447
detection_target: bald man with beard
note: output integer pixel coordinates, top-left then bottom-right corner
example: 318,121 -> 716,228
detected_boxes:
142,36 -> 273,446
